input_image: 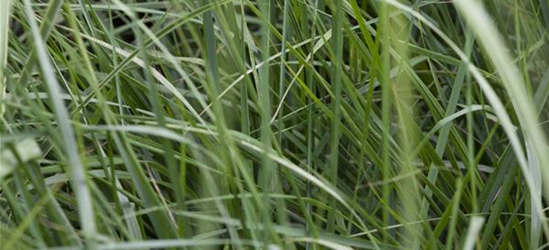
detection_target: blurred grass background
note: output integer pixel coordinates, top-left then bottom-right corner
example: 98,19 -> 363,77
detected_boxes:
1,0 -> 549,249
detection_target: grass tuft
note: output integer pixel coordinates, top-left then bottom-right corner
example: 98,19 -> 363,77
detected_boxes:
1,0 -> 549,249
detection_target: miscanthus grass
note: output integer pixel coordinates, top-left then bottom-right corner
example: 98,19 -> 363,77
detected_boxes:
1,0 -> 549,249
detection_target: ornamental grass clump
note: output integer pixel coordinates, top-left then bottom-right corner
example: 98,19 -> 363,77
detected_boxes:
1,0 -> 549,249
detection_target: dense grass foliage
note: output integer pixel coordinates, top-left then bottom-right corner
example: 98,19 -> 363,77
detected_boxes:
1,0 -> 549,249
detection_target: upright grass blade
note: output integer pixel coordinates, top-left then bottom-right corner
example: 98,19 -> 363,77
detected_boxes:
388,4 -> 424,248
462,216 -> 485,250
0,0 -> 11,117
200,0 -> 245,247
20,0 -> 97,246
327,0 -> 344,233
377,1 -> 395,238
